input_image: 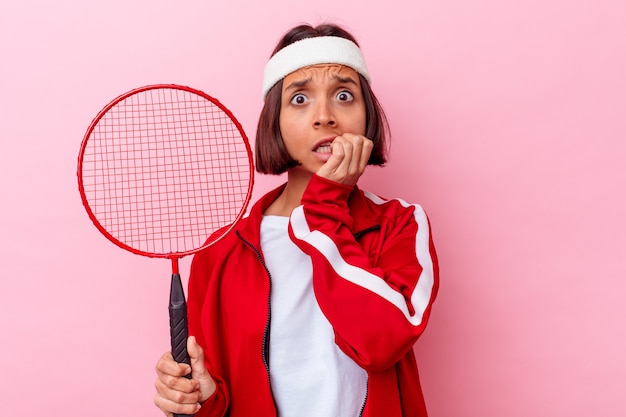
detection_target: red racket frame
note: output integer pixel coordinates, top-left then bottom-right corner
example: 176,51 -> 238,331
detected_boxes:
77,84 -> 254,272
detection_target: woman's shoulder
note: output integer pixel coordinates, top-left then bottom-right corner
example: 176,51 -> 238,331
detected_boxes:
356,188 -> 425,214
353,188 -> 429,233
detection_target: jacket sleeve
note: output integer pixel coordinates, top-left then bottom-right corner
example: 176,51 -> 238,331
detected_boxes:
288,174 -> 439,372
187,251 -> 230,417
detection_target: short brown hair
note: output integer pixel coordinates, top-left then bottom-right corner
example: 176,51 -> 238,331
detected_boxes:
255,23 -> 390,175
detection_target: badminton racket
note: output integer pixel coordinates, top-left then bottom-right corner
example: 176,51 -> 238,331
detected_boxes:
77,84 -> 253,416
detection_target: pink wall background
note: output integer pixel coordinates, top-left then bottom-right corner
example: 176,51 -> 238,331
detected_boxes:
1,0 -> 625,415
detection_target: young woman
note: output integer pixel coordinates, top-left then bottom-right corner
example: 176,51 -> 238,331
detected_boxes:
154,23 -> 439,417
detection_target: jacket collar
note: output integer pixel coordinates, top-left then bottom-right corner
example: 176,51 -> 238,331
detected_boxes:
235,181 -> 380,246
235,183 -> 286,247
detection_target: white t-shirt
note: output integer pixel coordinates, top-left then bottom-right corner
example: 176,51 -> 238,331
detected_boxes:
260,215 -> 368,417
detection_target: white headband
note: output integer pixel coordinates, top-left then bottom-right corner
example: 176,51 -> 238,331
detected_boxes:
262,36 -> 371,100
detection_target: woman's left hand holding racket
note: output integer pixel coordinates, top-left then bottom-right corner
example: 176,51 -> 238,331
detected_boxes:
154,336 -> 216,416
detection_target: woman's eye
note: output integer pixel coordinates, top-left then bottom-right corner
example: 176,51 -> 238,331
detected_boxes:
336,91 -> 354,102
290,94 -> 307,105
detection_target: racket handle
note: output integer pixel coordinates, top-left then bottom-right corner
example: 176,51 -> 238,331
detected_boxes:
169,273 -> 194,417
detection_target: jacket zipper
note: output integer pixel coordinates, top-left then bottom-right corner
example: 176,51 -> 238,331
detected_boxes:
357,379 -> 369,417
353,224 -> 381,241
354,226 -> 376,416
236,231 -> 280,417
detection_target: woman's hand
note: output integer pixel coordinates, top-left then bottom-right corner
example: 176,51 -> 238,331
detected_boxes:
316,133 -> 373,187
154,336 -> 216,416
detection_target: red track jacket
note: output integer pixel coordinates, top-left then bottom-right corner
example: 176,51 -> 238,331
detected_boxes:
187,174 -> 439,417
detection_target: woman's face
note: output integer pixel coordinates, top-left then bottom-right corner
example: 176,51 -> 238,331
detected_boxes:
279,64 -> 367,176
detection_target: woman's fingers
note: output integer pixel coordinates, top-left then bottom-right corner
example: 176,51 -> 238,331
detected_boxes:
155,352 -> 201,397
156,352 -> 190,378
154,374 -> 202,416
154,388 -> 202,416
187,336 -> 207,378
345,134 -> 373,175
154,339 -> 216,415
318,134 -> 372,186
358,135 -> 374,173
154,375 -> 201,402
187,336 -> 217,403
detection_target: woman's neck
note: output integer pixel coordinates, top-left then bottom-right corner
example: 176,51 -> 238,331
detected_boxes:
263,170 -> 312,217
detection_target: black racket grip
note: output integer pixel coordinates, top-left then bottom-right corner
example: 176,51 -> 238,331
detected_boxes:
169,274 -> 194,417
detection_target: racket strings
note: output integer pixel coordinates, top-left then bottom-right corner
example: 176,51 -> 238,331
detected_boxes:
81,88 -> 251,255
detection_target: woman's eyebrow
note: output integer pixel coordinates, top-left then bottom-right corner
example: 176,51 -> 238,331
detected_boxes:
333,74 -> 358,86
284,77 -> 312,92
284,74 -> 358,92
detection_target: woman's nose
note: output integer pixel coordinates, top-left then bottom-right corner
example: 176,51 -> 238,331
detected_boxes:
313,100 -> 336,127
